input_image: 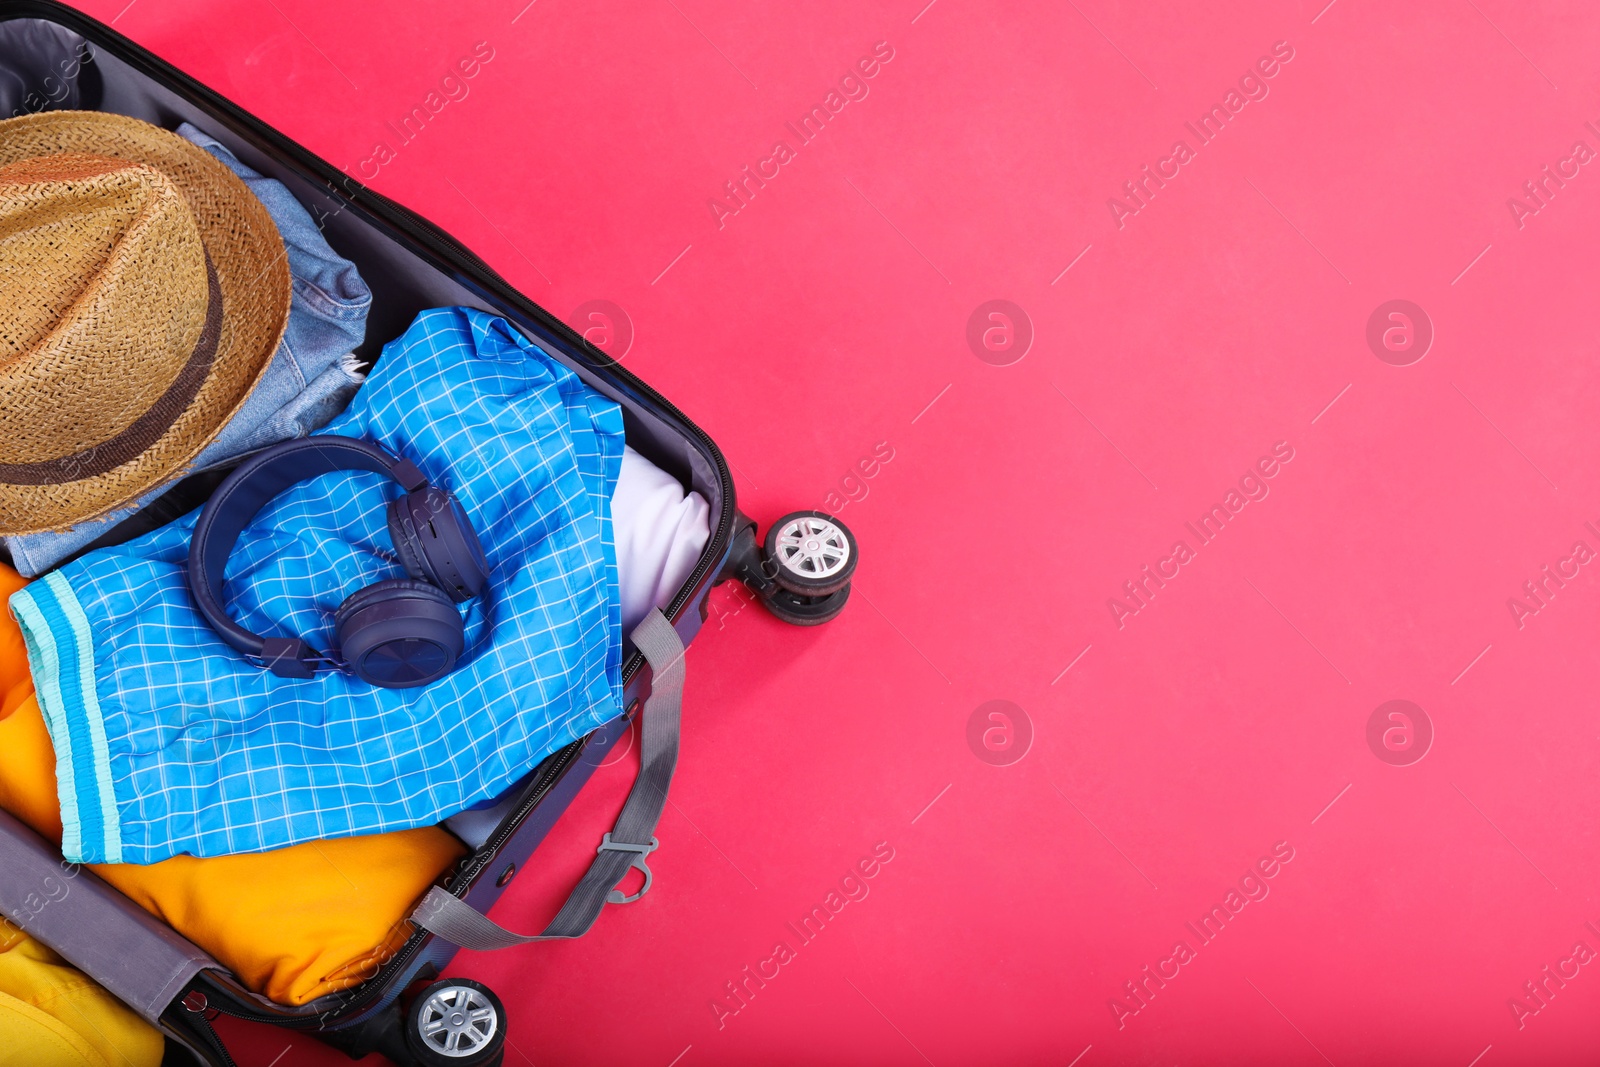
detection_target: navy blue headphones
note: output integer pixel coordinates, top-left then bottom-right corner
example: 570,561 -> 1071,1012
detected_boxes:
187,436 -> 490,690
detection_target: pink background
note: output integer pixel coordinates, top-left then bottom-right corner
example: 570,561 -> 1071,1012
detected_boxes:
69,0 -> 1600,1062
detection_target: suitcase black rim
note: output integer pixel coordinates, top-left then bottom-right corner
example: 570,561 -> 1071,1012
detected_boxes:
0,0 -> 746,1054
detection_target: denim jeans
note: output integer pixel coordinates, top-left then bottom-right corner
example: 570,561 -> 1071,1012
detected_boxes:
4,123 -> 372,576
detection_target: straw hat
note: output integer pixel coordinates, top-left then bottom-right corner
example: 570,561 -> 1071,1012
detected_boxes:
0,110 -> 290,534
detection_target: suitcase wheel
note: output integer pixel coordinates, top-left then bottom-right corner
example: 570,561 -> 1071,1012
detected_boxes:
762,511 -> 857,597
404,979 -> 508,1066
760,583 -> 852,626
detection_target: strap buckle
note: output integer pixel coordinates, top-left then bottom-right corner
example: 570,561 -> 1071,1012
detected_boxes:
597,833 -> 659,904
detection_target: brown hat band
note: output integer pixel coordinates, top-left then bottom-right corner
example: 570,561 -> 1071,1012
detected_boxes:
0,251 -> 223,487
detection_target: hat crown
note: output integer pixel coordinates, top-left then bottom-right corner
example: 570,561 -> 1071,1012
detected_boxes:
0,155 -> 199,361
0,110 -> 291,535
0,152 -> 210,471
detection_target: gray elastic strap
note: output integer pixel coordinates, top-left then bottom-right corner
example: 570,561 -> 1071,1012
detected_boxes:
0,808 -> 218,1023
410,608 -> 685,950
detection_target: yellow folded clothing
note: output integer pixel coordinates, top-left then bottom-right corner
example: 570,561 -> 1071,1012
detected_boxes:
0,917 -> 164,1067
0,564 -> 467,1006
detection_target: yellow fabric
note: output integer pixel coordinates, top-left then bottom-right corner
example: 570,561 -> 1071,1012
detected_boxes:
0,918 -> 164,1067
0,564 -> 467,1006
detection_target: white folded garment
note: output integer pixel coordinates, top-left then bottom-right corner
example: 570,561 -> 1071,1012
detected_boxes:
613,445 -> 711,633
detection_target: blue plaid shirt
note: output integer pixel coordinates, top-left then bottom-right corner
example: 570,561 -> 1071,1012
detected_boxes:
11,308 -> 625,864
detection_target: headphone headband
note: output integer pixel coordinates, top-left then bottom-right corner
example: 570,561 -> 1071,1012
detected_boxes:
188,437 -> 434,669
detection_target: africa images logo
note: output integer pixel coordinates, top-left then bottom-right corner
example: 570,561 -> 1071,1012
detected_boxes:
1109,841 -> 1297,1029
706,42 -> 897,230
1106,442 -> 1296,629
1106,40 -> 1296,229
708,841 -> 896,1030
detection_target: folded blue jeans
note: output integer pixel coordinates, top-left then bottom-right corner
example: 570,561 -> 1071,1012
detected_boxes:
3,122 -> 372,576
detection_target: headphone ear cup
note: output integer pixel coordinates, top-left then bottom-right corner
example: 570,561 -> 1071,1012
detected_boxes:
335,578 -> 465,690
386,500 -> 433,583
389,488 -> 490,602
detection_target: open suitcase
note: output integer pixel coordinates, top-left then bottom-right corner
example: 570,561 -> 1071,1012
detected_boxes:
0,3 -> 859,1064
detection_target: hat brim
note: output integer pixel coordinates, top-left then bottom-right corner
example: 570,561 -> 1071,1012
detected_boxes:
0,110 -> 291,535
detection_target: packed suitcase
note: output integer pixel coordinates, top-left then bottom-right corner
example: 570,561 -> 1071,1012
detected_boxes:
0,3 -> 860,1064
